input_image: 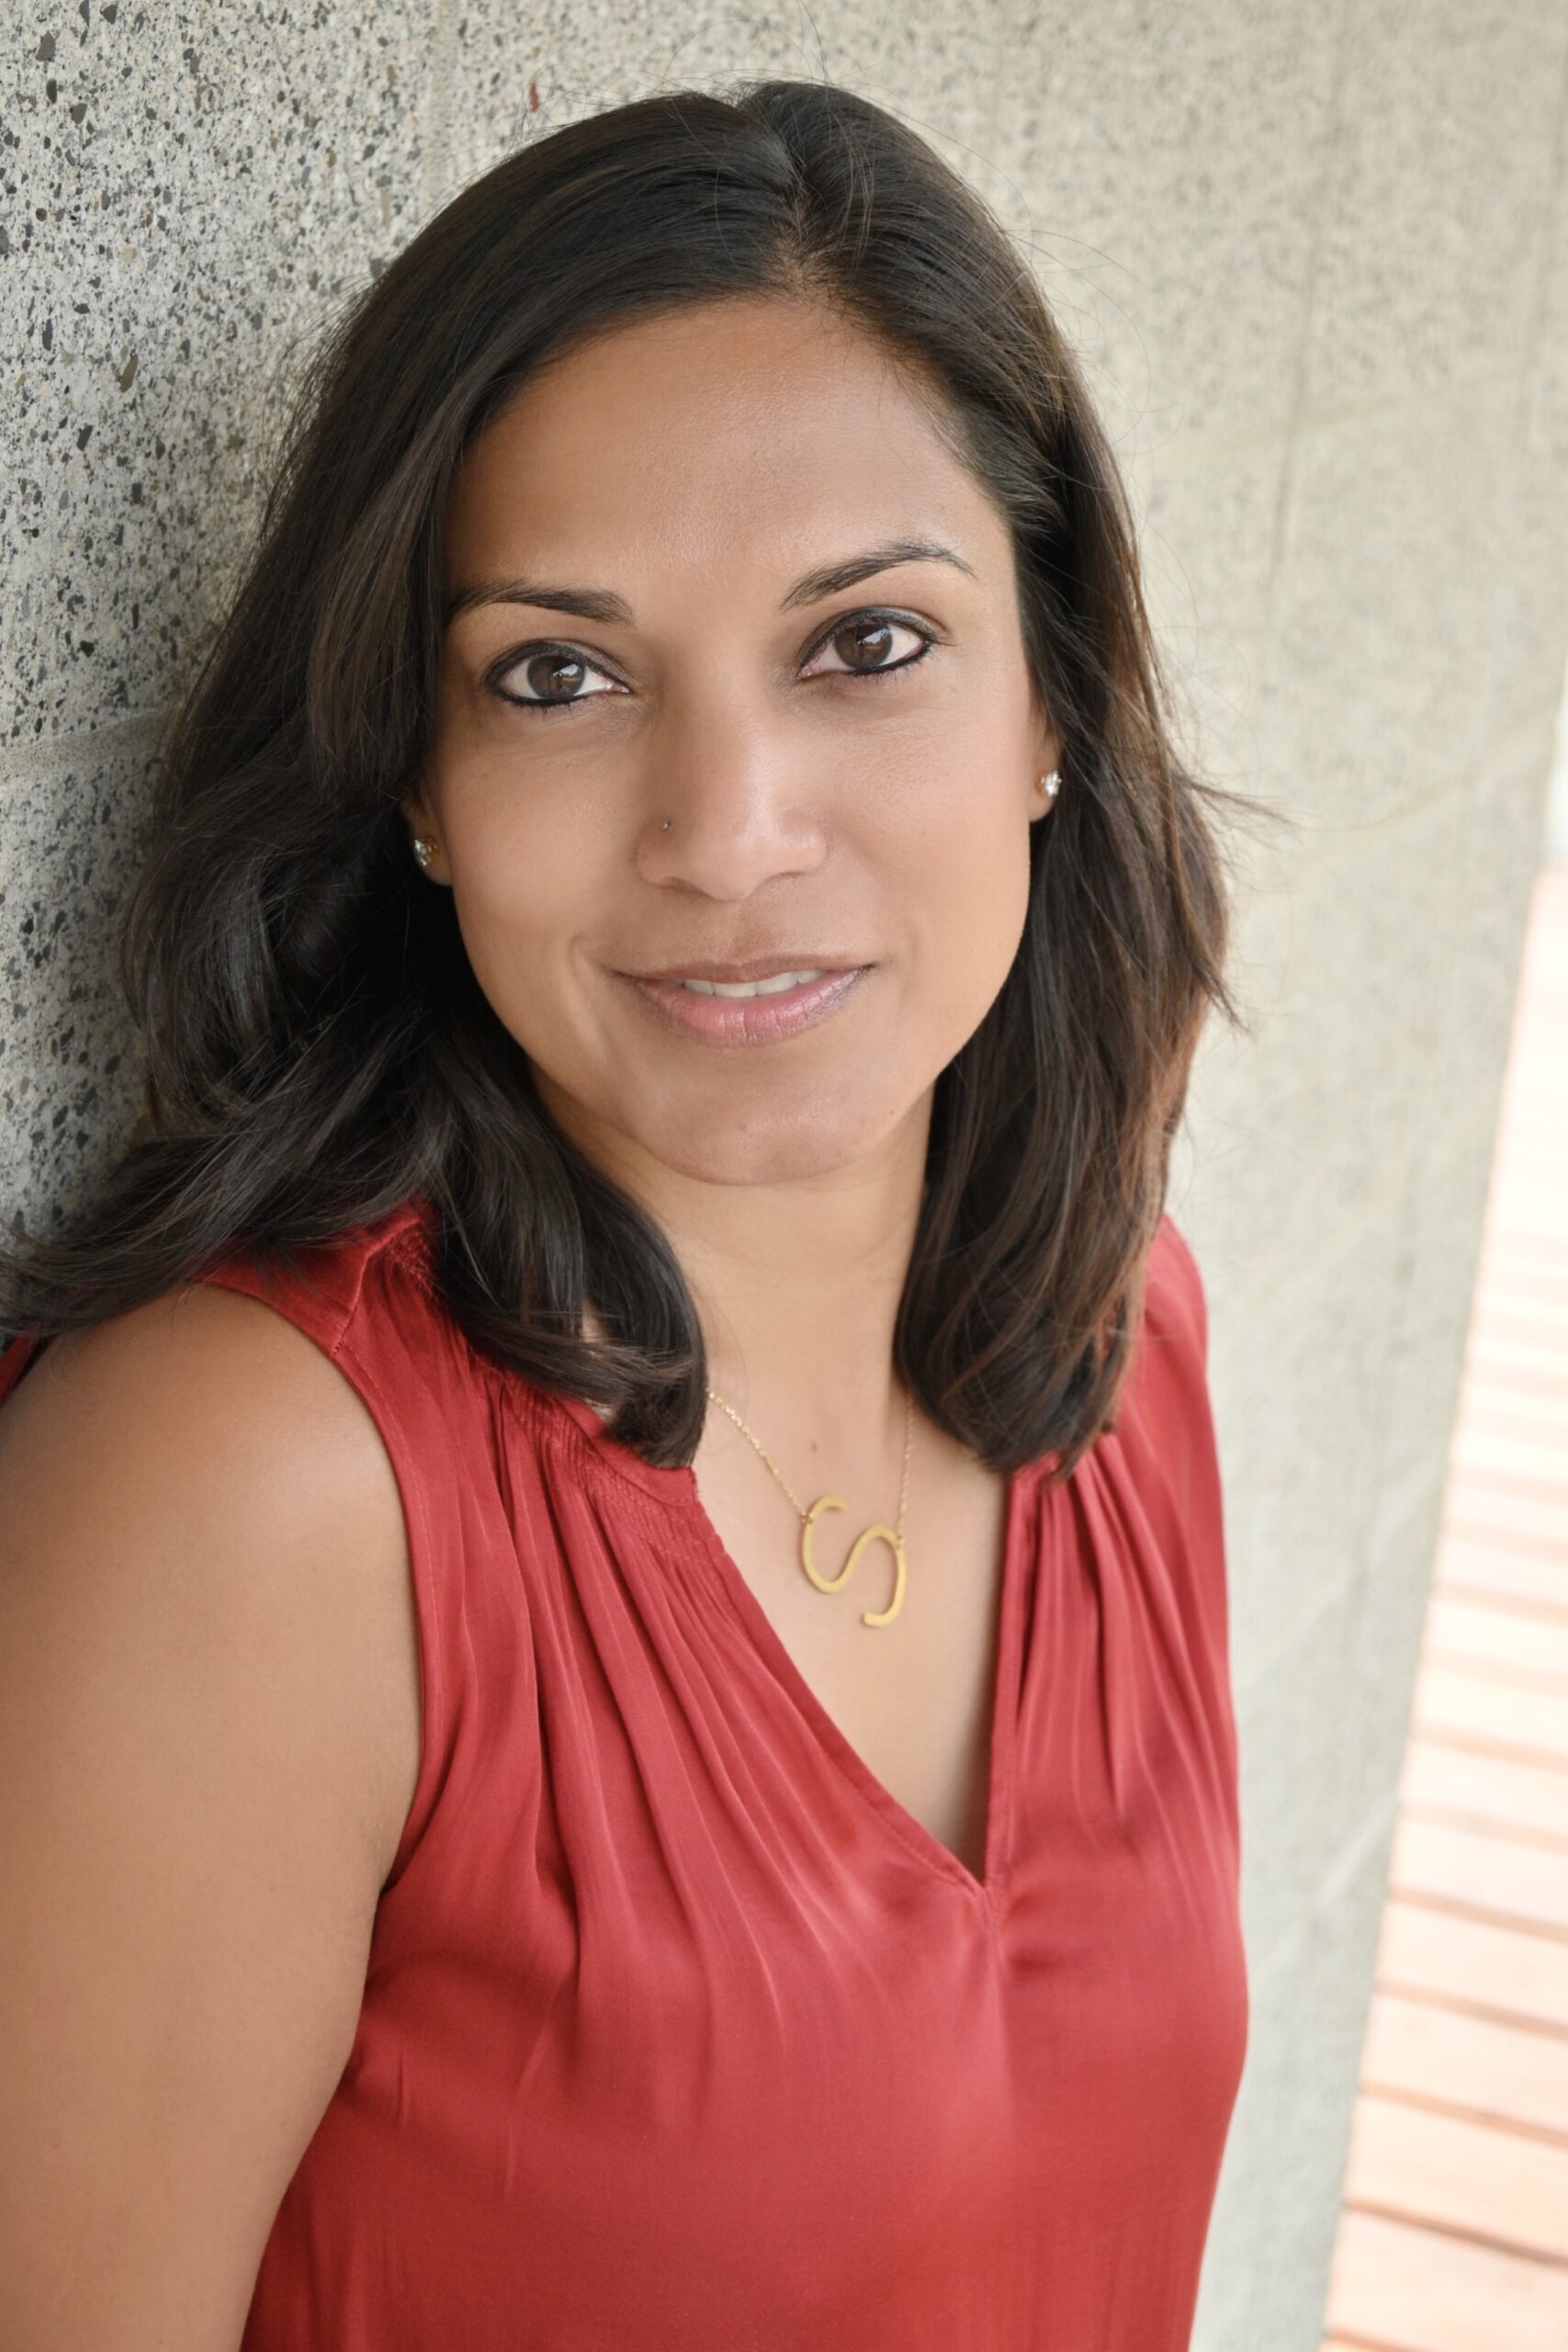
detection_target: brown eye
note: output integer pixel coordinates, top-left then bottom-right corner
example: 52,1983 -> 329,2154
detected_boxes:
527,653 -> 588,699
838,619 -> 895,669
491,647 -> 622,715
802,613 -> 934,682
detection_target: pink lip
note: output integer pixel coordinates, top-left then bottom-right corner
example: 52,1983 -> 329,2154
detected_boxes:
620,967 -> 872,1045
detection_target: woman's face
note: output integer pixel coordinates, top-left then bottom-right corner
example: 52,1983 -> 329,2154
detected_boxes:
408,293 -> 1058,1192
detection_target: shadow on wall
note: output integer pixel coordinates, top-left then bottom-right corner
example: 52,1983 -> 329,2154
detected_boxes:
1547,661 -> 1568,865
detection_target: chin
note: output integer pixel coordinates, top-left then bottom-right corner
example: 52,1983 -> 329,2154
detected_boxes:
626,1098 -> 906,1190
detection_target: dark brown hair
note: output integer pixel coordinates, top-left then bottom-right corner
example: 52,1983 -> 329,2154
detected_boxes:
1,76 -> 1275,1480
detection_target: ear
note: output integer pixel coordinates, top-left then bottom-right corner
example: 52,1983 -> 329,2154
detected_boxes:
399,786 -> 448,884
1027,723 -> 1063,824
1034,713 -> 1061,777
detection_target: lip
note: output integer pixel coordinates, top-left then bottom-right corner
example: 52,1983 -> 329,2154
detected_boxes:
618,965 -> 873,1046
623,954 -> 865,983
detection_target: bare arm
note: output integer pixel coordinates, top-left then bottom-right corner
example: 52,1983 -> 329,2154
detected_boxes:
0,1284 -> 420,2351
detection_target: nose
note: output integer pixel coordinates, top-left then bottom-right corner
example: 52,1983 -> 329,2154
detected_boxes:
633,702 -> 827,899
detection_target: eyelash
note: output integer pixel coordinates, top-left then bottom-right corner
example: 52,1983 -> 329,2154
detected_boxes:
484,609 -> 939,718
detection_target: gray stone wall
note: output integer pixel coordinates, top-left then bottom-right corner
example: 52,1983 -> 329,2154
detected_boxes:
6,6 -> 1567,2346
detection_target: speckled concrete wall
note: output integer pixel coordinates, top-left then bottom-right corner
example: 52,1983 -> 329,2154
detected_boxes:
6,6 -> 1567,2346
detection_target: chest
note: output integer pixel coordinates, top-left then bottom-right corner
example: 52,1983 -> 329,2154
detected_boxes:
302,1421 -> 1249,2352
327,1397 -> 1249,2347
686,1441 -> 1015,1883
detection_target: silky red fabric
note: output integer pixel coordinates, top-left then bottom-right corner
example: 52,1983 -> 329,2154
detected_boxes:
0,1195 -> 1247,2349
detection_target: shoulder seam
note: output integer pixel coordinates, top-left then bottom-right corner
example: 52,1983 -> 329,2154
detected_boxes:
327,1213 -> 441,1362
199,1206 -> 423,1355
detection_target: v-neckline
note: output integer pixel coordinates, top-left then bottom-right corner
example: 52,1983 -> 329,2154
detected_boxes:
547,1381 -> 1039,1915
681,1453 -> 1036,1914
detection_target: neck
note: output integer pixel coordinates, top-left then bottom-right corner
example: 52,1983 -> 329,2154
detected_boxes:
566,1109 -> 930,1474
689,1189 -> 920,1483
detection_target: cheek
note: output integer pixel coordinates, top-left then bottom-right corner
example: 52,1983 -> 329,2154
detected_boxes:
443,802 -> 595,1047
897,770 -> 1035,1019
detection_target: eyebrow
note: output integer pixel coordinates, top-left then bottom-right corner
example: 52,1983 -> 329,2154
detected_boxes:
441,536 -> 977,629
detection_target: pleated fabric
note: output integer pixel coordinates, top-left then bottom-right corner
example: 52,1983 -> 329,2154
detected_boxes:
0,1194 -> 1247,2350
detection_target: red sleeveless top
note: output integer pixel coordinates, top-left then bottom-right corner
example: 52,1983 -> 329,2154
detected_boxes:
0,1196 -> 1247,2348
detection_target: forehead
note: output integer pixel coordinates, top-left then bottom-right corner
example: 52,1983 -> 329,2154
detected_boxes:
443,295 -> 1003,591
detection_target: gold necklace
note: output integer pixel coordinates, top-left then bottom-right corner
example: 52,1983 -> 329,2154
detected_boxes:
703,1382 -> 914,1630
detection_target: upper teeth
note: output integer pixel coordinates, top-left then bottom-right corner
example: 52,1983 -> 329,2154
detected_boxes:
676,969 -> 827,998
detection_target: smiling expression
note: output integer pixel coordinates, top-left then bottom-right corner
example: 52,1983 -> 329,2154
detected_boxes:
405,292 -> 1059,1191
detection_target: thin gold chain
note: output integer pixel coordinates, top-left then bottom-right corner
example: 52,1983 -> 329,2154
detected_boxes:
704,1382 -> 915,1535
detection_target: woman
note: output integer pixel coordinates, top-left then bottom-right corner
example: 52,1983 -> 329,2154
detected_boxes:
0,77 -> 1264,2351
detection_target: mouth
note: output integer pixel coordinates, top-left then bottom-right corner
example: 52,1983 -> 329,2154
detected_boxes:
641,966 -> 836,999
615,962 -> 874,1046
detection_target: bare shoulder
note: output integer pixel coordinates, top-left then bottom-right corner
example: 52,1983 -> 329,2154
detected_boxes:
0,1277 -> 420,1876
0,1280 -> 420,2350
7,1275 -> 398,1519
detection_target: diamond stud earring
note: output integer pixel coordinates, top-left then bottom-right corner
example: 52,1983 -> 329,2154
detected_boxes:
412,835 -> 435,869
1038,770 -> 1061,799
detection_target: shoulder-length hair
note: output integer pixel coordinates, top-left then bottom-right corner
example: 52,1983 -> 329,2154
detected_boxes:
2,76 -> 1273,1480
